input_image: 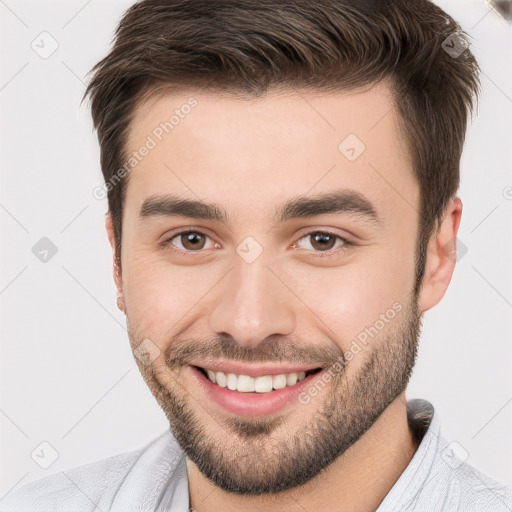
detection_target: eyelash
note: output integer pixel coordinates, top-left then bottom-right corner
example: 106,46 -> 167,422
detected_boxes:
161,229 -> 353,257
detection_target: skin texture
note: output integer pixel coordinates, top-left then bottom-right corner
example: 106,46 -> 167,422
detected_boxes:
106,80 -> 462,512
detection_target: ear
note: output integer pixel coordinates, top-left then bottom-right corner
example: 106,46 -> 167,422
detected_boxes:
418,197 -> 463,312
105,212 -> 126,314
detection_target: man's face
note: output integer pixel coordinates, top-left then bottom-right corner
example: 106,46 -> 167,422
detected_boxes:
116,82 -> 423,493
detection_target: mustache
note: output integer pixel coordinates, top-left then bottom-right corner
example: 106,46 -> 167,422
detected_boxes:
165,334 -> 346,369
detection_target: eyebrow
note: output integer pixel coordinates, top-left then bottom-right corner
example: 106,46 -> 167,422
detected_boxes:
139,190 -> 380,227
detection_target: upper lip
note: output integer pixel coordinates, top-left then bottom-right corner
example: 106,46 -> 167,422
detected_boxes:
190,359 -> 322,377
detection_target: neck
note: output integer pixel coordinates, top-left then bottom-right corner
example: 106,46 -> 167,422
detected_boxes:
187,392 -> 418,512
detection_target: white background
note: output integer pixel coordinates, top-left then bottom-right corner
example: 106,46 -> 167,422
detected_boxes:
1,0 -> 511,499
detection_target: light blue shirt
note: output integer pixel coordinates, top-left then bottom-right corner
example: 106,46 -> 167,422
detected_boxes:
2,399 -> 511,511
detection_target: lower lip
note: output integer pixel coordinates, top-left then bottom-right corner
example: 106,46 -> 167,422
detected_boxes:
189,365 -> 322,417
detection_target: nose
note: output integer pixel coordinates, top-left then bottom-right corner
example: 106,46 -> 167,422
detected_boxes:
208,252 -> 296,350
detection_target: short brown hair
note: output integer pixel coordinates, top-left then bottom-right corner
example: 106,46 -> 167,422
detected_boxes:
83,0 -> 480,293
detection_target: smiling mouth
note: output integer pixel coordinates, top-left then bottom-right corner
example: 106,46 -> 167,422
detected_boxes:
193,366 -> 323,393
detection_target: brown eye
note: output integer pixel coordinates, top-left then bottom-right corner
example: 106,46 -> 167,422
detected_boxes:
293,231 -> 350,255
179,231 -> 207,250
309,232 -> 337,251
163,230 -> 215,252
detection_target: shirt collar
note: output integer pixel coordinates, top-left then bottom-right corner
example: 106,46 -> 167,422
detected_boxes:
376,398 -> 441,511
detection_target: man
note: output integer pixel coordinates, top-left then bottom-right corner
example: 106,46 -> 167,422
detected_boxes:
2,0 -> 511,511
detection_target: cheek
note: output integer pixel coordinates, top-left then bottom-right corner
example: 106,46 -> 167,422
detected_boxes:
122,253 -> 219,344
291,249 -> 415,353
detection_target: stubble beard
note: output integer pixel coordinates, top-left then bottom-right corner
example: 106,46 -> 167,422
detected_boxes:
129,296 -> 422,495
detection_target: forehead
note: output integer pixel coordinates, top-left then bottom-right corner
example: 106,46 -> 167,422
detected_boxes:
123,82 -> 417,224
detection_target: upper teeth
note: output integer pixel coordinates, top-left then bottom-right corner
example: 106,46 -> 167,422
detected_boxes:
205,370 -> 308,393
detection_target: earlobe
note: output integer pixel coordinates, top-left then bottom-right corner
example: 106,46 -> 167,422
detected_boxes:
114,259 -> 126,315
116,294 -> 126,314
417,197 -> 463,312
105,212 -> 126,314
